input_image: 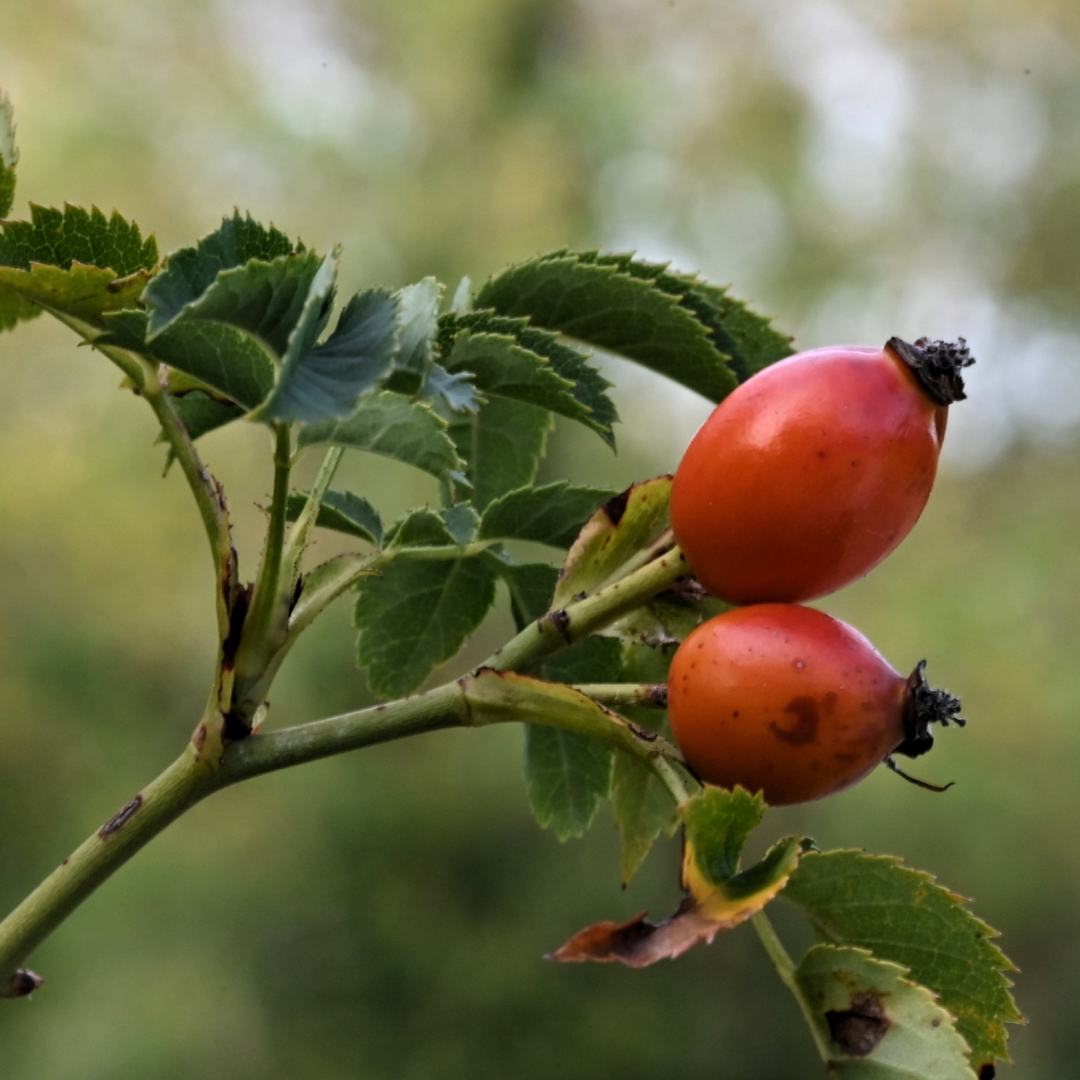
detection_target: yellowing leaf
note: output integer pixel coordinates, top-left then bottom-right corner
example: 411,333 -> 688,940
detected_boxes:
0,262 -> 152,324
550,786 -> 806,967
553,475 -> 672,606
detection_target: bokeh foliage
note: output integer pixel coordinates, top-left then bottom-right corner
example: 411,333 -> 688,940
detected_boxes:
1,0 -> 1079,1075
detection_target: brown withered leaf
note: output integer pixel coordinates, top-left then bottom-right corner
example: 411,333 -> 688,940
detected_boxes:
549,786 -> 807,967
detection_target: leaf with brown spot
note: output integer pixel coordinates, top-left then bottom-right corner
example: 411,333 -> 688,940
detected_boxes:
553,475 -> 673,607
785,850 -> 1021,1070
795,944 -> 978,1078
550,786 -> 806,967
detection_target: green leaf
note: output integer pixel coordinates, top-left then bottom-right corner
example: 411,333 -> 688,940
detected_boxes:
541,634 -> 625,685
553,475 -> 672,606
0,289 -> 39,332
586,253 -> 793,383
612,749 -> 677,886
149,247 -> 323,358
418,362 -> 480,413
0,90 -> 18,220
285,489 -> 383,545
524,725 -> 613,841
0,205 -> 157,327
682,785 -> 765,883
441,310 -> 617,446
521,634 -> 624,840
678,278 -> 793,382
612,642 -> 679,884
354,555 -> 497,700
0,203 -> 158,277
441,502 -> 479,545
384,507 -> 457,548
476,252 -> 737,403
478,482 -> 618,548
500,560 -> 559,632
385,276 -> 441,394
448,396 -> 553,512
170,392 -> 245,445
260,282 -> 401,423
444,331 -> 596,429
784,850 -> 1021,1071
144,211 -> 297,337
99,309 -> 275,409
299,390 -> 464,484
795,944 -> 977,1079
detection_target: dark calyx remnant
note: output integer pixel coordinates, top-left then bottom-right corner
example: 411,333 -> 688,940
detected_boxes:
2,969 -> 44,998
885,661 -> 966,793
887,336 -> 975,406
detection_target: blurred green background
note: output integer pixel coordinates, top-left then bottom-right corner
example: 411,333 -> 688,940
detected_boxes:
1,0 -> 1078,1075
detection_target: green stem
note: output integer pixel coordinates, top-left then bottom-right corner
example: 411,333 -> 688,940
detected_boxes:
486,544 -> 689,672
0,745 -> 215,982
572,683 -> 668,708
232,424 -> 293,708
751,911 -> 832,1064
283,445 -> 343,568
50,313 -> 234,636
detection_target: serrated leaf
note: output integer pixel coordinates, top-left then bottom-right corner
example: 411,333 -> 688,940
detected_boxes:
476,252 -> 737,403
0,262 -> 152,325
441,310 -> 617,447
551,786 -> 804,966
256,260 -> 402,425
441,502 -> 479,545
478,482 -> 618,548
170,392 -> 245,445
0,203 -> 158,277
99,309 -> 274,409
0,90 -> 18,220
148,247 -> 323,358
795,945 -> 977,1079
419,362 -> 480,413
612,751 -> 677,886
354,555 -> 497,699
144,211 -> 297,337
384,506 -> 457,548
451,275 -> 472,314
0,288 -> 40,332
299,390 -> 463,484
524,725 -> 613,841
501,561 -> 559,632
784,850 -> 1021,1071
679,278 -> 793,382
386,276 -> 442,394
448,396 -> 553,512
554,475 -> 672,606
285,489 -> 383,544
0,204 -> 157,327
585,252 -> 793,383
444,331 -> 596,428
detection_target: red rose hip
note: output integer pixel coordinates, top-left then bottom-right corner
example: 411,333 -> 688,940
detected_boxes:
666,604 -> 963,806
670,338 -> 974,605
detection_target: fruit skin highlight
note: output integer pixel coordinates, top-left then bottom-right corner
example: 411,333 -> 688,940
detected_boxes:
670,338 -> 974,605
667,605 -> 960,807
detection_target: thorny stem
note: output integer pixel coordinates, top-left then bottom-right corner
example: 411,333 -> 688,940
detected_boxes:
751,911 -> 833,1064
